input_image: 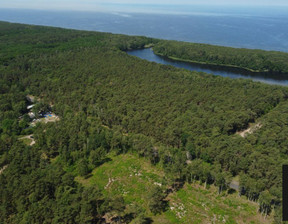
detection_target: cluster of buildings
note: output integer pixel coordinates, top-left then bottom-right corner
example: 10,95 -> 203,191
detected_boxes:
25,95 -> 59,126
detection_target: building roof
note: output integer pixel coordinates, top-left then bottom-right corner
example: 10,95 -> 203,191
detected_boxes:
27,105 -> 35,110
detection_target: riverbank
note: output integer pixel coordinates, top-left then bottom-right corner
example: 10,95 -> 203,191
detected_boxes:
127,48 -> 288,86
154,51 -> 269,74
152,40 -> 288,75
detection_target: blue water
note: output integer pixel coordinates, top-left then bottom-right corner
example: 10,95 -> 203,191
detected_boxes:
0,7 -> 288,52
127,48 -> 288,86
1,7 -> 288,85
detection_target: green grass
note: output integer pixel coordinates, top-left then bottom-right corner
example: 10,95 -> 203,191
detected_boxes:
161,184 -> 272,224
75,153 -> 273,223
21,138 -> 32,145
75,153 -> 165,209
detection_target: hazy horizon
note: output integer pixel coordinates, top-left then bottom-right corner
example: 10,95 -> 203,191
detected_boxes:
1,0 -> 288,14
1,5 -> 288,18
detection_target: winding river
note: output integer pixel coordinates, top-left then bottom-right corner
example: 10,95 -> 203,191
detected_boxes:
127,48 -> 288,86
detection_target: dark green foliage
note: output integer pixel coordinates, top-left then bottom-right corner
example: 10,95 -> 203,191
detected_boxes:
186,159 -> 213,189
258,191 -> 273,217
130,213 -> 151,224
89,147 -> 106,167
77,159 -> 89,176
147,186 -> 166,214
126,203 -> 148,223
153,40 -> 288,73
1,21 -> 288,222
102,196 -> 126,222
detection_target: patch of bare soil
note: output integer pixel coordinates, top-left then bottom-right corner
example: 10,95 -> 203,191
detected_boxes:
0,165 -> 8,175
237,123 -> 262,138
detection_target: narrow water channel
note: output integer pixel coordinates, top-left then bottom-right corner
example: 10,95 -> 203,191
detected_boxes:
127,48 -> 288,86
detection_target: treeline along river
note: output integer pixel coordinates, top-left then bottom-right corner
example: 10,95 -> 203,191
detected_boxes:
127,48 -> 288,86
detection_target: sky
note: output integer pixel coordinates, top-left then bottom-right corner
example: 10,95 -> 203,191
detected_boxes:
1,0 -> 288,12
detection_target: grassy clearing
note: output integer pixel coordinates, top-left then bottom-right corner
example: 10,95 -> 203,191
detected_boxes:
18,135 -> 35,146
75,153 -> 165,209
21,137 -> 32,145
155,184 -> 273,224
75,153 -> 273,223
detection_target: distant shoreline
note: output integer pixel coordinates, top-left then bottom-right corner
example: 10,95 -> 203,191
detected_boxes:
0,8 -> 288,52
154,51 -> 267,74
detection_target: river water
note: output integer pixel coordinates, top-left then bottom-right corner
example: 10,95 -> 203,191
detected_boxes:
127,48 -> 288,86
1,8 -> 288,85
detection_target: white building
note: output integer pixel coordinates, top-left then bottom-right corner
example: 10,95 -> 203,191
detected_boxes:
27,105 -> 35,110
28,112 -> 35,119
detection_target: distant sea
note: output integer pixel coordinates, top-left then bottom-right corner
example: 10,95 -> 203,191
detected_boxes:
0,6 -> 288,52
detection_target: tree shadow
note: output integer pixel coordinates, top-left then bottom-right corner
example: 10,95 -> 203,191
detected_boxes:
123,213 -> 154,224
172,179 -> 185,191
161,200 -> 169,213
144,217 -> 153,224
228,189 -> 236,194
84,173 -> 93,179
123,213 -> 134,223
96,157 -> 112,167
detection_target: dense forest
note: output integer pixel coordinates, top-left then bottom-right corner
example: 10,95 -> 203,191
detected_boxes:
1,21 -> 288,223
153,40 -> 288,74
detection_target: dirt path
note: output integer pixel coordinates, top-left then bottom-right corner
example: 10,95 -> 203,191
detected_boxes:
0,165 -> 8,175
19,134 -> 36,146
237,123 -> 262,137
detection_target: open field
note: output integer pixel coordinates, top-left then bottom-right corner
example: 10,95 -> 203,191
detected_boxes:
76,153 -> 165,210
154,184 -> 273,224
75,153 -> 272,223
